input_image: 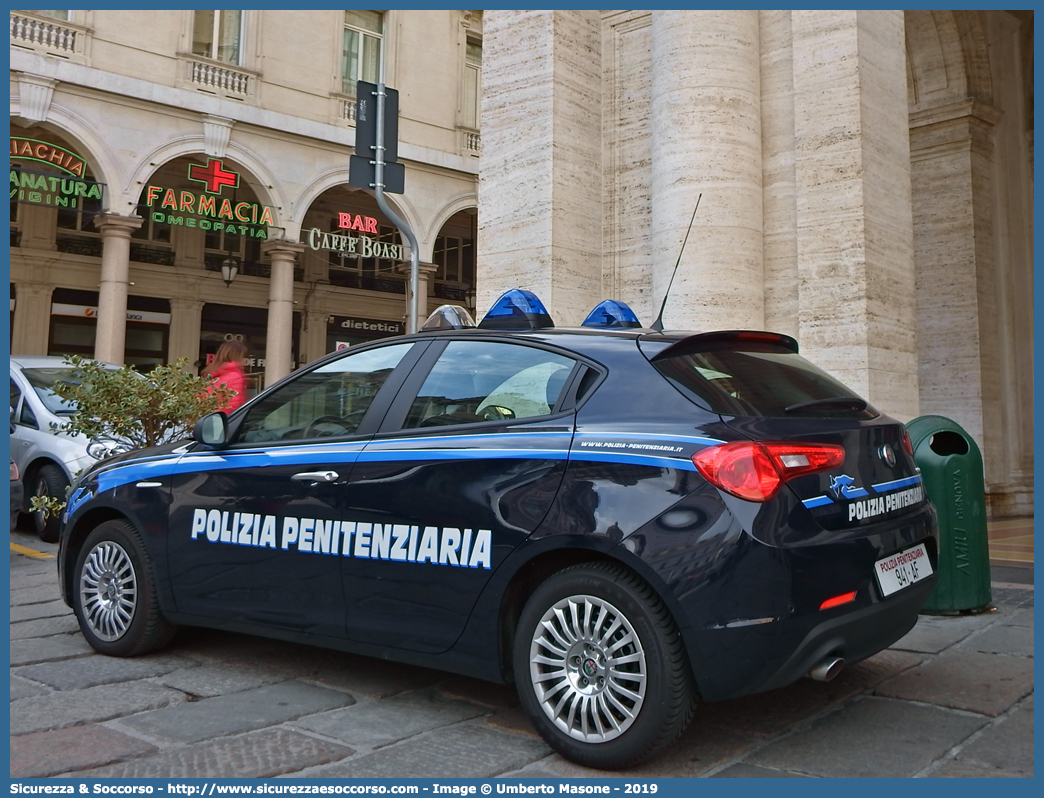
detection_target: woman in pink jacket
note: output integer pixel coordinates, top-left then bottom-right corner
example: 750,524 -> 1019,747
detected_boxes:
203,340 -> 249,412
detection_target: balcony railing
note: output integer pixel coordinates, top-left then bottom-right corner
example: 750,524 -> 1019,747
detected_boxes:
341,98 -> 358,123
434,283 -> 467,302
462,130 -> 482,154
10,11 -> 85,57
205,255 -> 303,282
184,56 -> 254,99
56,233 -> 103,258
328,270 -> 406,294
130,243 -> 175,266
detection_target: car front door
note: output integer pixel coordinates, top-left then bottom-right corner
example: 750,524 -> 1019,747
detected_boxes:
165,342 -> 422,638
341,338 -> 580,653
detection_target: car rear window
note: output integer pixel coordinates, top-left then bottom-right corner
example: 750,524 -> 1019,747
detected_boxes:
651,340 -> 878,419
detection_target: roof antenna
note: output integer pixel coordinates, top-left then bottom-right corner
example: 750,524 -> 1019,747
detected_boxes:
651,193 -> 701,332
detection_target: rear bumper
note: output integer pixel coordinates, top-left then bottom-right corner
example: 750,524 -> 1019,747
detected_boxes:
750,573 -> 934,694
668,500 -> 939,702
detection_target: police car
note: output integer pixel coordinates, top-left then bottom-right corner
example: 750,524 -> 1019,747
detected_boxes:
57,290 -> 938,769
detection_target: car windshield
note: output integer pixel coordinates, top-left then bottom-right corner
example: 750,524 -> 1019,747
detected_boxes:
20,367 -> 81,415
652,342 -> 878,419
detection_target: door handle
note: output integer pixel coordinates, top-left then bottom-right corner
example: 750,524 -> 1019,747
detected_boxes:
290,470 -> 339,484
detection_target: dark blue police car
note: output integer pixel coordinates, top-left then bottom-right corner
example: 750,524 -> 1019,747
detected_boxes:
58,290 -> 937,768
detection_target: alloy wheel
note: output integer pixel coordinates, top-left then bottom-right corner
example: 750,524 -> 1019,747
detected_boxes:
79,540 -> 138,642
529,594 -> 647,742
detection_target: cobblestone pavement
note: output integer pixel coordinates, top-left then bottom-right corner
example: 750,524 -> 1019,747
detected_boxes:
9,528 -> 1034,779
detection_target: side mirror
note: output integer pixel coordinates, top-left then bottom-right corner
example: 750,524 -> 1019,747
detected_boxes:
193,412 -> 229,446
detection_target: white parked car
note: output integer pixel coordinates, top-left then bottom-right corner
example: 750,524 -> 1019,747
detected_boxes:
9,355 -> 121,541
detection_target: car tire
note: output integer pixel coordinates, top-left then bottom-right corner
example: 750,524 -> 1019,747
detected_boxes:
72,519 -> 176,657
513,562 -> 697,769
32,463 -> 67,543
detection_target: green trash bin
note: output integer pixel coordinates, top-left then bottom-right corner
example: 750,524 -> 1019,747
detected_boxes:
905,415 -> 991,613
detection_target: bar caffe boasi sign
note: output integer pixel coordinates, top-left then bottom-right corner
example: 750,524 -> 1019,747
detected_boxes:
307,212 -> 406,261
142,158 -> 275,238
10,137 -> 105,207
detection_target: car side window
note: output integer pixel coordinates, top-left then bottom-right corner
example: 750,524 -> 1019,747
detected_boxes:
10,378 -> 21,421
10,378 -> 37,429
403,341 -> 575,429
234,343 -> 413,443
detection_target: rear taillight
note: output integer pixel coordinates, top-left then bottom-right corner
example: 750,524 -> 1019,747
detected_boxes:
10,461 -> 18,480
692,441 -> 845,502
900,428 -> 914,457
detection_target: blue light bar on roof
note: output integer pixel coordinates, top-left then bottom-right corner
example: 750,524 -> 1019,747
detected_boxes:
478,289 -> 555,330
581,299 -> 642,329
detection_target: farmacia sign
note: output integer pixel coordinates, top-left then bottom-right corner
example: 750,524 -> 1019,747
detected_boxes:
142,158 -> 275,238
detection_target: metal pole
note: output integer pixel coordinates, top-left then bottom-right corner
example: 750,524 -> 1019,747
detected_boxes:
371,84 -> 420,334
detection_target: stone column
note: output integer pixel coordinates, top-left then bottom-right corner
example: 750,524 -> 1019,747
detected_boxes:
11,282 -> 53,356
168,298 -> 205,371
760,10 -> 800,337
910,100 -> 1008,505
791,11 -> 917,420
262,241 -> 303,385
92,214 -> 143,364
397,262 -> 438,319
650,10 -> 763,331
479,10 -> 602,324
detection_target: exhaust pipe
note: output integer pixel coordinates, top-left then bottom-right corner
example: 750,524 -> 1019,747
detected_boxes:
807,656 -> 844,682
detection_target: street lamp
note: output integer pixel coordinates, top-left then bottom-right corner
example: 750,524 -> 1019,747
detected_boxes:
466,286 -> 476,312
220,253 -> 240,287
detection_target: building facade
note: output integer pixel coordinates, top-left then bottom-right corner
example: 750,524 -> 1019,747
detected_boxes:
478,10 -> 1033,516
10,9 -> 482,392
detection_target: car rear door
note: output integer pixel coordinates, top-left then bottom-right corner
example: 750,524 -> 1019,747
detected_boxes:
340,337 -> 580,653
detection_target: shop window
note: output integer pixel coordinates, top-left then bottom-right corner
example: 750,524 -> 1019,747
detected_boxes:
47,291 -> 171,369
462,37 -> 482,130
200,303 -> 300,393
10,183 -> 21,249
342,10 -> 383,95
53,176 -> 103,257
131,214 -> 171,245
432,235 -> 475,302
203,226 -> 261,272
130,209 -> 174,265
192,10 -> 243,64
55,187 -> 102,234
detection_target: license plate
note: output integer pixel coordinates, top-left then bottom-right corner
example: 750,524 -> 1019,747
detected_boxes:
874,543 -> 933,597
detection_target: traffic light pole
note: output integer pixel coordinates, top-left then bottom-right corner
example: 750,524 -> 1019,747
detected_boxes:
373,83 -> 420,333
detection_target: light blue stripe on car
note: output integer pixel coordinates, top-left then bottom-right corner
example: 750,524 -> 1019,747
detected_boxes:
84,429 -> 707,499
802,495 -> 834,509
573,431 -> 725,448
872,474 -> 923,493
802,474 -> 924,510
